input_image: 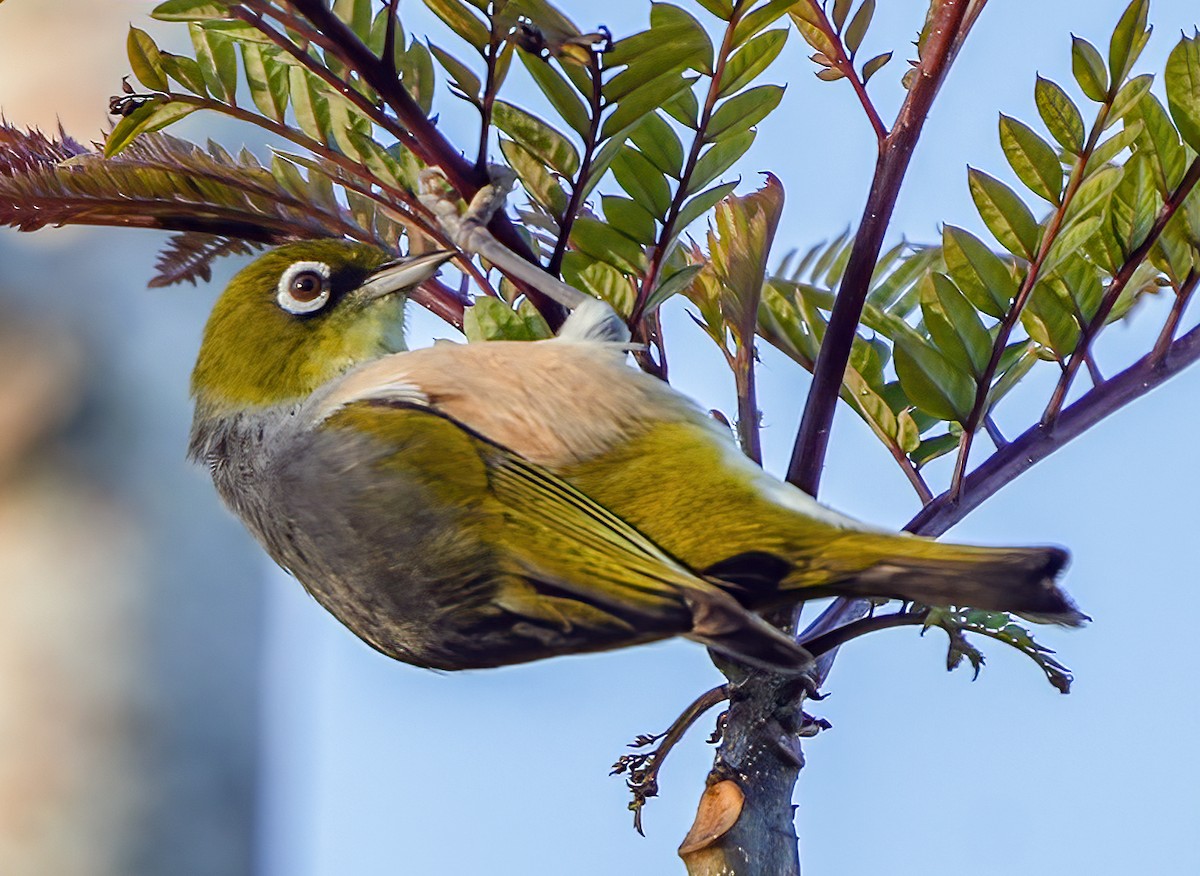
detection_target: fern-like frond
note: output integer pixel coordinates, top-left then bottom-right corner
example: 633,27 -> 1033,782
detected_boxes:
0,123 -> 389,285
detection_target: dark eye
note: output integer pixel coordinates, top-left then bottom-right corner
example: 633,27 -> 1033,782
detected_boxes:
289,270 -> 324,301
276,261 -> 332,315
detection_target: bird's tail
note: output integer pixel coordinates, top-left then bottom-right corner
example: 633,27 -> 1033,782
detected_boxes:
709,534 -> 1086,626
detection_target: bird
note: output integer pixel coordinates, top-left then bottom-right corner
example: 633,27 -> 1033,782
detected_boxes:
188,238 -> 1084,674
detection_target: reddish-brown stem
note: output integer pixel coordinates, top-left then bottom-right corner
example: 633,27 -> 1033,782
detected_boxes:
476,35 -> 504,173
888,441 -> 934,503
636,2 -> 747,321
788,0 -> 974,498
1151,268 -> 1198,364
802,608 -> 929,659
548,53 -> 604,278
801,0 -> 887,144
381,0 -> 402,80
908,319 -> 1200,536
733,340 -> 762,464
946,101 -> 1109,502
1043,156 -> 1200,426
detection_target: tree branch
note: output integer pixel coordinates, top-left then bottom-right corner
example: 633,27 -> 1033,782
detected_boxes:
908,320 -> 1200,537
1043,156 -> 1200,426
787,0 -> 976,498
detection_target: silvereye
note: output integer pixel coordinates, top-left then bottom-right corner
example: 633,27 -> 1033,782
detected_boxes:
188,239 -> 1082,672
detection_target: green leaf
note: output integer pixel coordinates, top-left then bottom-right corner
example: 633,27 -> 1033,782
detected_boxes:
1109,153 -> 1158,253
649,3 -> 714,75
1022,280 -> 1080,357
645,263 -> 703,312
334,0 -> 374,41
519,52 -> 591,138
718,28 -> 788,98
910,432 -> 960,468
861,51 -> 891,84
1106,73 -> 1154,127
160,52 -> 209,96
499,138 -> 568,217
600,71 -> 694,141
893,336 -> 975,423
1035,75 -> 1085,154
603,195 -> 658,245
843,0 -> 874,56
561,254 -> 637,317
152,0 -> 230,20
967,168 -> 1041,260
1130,92 -> 1186,196
399,42 -> 437,115
687,130 -> 755,195
429,43 -> 482,103
733,0 -> 797,48
288,67 -> 331,142
663,87 -> 700,129
1071,35 -> 1109,102
920,273 -> 992,377
422,0 -> 489,50
694,0 -> 734,19
789,5 -> 837,58
1039,214 -> 1102,278
464,297 -> 553,342
1085,121 -> 1142,173
189,22 -> 237,103
1165,31 -> 1200,152
127,27 -> 168,91
607,19 -> 709,72
999,115 -> 1063,204
104,100 -> 199,157
675,181 -> 738,232
831,0 -> 852,31
706,85 -> 784,142
493,101 -> 579,176
611,147 -> 672,218
1066,164 -> 1123,222
571,217 -> 647,274
942,226 -> 1016,318
1108,0 -> 1150,84
629,113 -> 684,179
241,43 -> 289,123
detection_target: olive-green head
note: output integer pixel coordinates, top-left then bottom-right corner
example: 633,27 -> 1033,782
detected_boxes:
191,240 -> 451,414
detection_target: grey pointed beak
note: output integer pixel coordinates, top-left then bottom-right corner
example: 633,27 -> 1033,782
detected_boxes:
359,250 -> 456,300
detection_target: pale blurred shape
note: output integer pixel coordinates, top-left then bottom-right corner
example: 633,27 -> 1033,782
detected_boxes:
0,1 -> 146,134
0,322 -> 147,876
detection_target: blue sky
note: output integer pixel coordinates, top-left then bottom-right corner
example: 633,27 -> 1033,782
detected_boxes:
2,2 -> 1198,874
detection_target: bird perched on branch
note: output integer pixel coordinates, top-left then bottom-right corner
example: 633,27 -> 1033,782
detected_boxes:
187,236 -> 1083,674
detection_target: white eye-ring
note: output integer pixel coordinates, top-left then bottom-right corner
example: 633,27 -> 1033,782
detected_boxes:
276,261 -> 332,314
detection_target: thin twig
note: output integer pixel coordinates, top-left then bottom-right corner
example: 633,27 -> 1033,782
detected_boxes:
908,320 -> 1200,536
801,0 -> 888,144
636,0 -> 749,321
548,52 -> 604,278
1151,268 -> 1198,364
946,96 -> 1111,501
802,608 -> 929,659
1043,157 -> 1200,426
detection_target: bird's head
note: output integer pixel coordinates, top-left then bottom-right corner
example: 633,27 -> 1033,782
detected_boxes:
191,240 -> 452,415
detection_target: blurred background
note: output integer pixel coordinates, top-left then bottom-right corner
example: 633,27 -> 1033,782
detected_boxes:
0,1 -> 1197,874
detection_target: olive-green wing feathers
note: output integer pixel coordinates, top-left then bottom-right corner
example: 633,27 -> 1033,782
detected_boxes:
319,400 -> 814,671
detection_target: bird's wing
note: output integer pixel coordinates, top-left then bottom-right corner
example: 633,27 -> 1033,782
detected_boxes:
318,400 -> 814,672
